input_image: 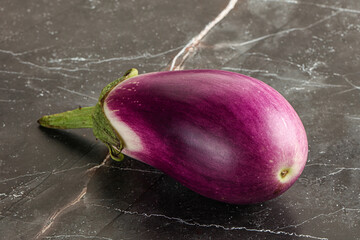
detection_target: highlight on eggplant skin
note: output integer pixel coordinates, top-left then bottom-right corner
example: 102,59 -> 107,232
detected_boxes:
38,69 -> 308,204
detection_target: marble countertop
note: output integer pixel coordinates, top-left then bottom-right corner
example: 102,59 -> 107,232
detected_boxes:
1,0 -> 360,239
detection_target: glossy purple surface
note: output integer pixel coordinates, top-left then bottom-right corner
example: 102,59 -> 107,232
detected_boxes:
104,70 -> 308,204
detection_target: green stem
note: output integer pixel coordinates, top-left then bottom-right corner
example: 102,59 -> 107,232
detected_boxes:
37,68 -> 139,161
38,106 -> 95,129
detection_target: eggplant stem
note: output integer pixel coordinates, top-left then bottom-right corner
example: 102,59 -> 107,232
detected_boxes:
37,68 -> 139,161
38,106 -> 95,129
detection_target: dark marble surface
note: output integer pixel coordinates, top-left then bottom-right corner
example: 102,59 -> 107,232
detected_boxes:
1,0 -> 360,239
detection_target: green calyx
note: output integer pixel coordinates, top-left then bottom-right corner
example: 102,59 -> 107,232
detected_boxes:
92,68 -> 138,161
38,68 -> 139,161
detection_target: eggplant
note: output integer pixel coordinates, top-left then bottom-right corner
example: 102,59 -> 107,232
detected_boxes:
38,69 -> 308,204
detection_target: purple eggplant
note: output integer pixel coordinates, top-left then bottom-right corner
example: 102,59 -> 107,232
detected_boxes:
38,69 -> 308,204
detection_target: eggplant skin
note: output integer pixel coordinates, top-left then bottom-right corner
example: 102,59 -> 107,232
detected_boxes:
104,70 -> 308,204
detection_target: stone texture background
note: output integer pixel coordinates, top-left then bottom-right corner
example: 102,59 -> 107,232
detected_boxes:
1,0 -> 360,239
